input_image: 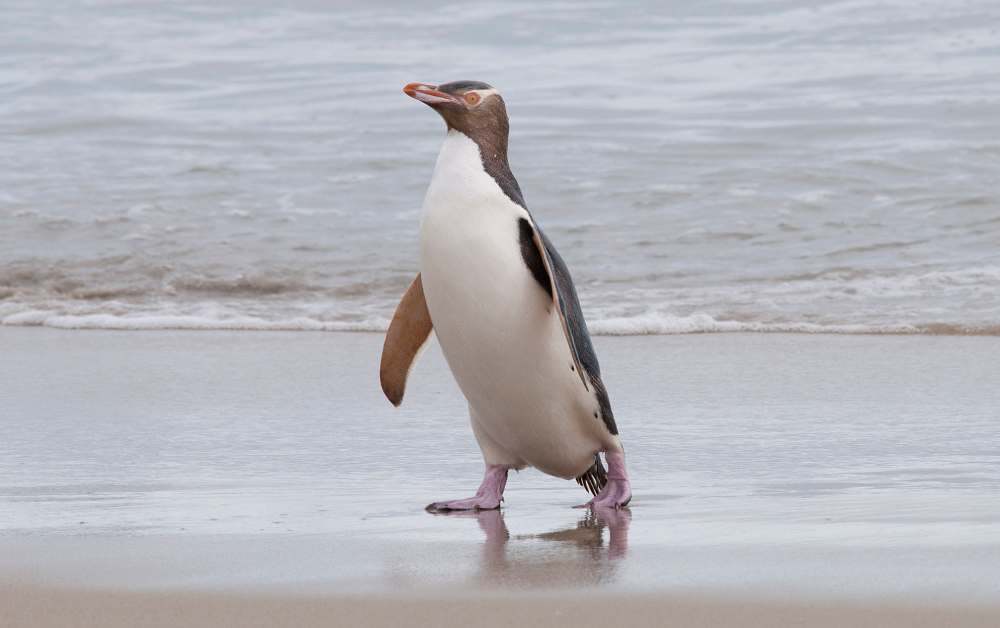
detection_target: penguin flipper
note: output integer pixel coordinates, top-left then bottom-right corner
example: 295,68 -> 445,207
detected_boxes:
523,221 -> 589,391
521,218 -> 618,435
380,273 -> 434,406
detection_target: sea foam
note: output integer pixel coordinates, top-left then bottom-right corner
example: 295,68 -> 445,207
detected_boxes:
4,307 -> 997,336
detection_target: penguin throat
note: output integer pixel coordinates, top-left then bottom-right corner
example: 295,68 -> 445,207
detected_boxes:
450,128 -> 526,210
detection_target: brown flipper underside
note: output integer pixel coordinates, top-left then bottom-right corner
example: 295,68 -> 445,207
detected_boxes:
380,273 -> 434,406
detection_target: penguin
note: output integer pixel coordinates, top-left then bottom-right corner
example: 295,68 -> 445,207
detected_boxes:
380,80 -> 631,511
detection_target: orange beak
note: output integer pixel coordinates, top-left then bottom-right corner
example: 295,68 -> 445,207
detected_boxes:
403,83 -> 461,105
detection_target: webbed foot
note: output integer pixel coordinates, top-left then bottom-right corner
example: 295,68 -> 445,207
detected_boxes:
426,496 -> 501,512
588,450 -> 631,509
425,464 -> 508,513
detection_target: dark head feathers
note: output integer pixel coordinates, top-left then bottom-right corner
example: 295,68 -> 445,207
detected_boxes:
406,80 -> 524,207
437,80 -> 495,94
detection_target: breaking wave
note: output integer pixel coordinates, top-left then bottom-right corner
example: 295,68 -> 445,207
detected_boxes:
0,311 -> 390,332
3,304 -> 997,336
585,313 -> 1000,336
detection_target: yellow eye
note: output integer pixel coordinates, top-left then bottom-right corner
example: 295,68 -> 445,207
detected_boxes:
465,92 -> 481,105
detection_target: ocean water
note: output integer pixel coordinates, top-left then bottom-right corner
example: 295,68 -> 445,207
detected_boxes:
1,0 -> 999,334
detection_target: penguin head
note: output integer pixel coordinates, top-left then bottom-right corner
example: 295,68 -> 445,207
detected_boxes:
404,80 -> 508,140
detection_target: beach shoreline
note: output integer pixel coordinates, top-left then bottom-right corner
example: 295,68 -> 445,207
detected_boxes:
2,328 -> 998,622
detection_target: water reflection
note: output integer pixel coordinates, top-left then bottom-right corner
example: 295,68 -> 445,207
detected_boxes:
432,507 -> 631,588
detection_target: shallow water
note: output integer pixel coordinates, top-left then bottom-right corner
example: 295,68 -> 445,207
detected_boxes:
2,329 -> 998,599
2,0 -> 999,333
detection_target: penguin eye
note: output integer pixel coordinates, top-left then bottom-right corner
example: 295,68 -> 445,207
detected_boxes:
464,92 -> 481,105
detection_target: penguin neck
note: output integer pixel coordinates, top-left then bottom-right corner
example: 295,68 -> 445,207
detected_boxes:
444,127 -> 526,209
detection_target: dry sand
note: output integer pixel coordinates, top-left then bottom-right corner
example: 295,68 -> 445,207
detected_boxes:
3,586 -> 1000,628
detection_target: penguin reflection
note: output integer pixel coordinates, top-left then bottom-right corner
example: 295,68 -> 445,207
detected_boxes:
434,508 -> 631,587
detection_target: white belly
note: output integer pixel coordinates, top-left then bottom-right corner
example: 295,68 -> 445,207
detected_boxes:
418,130 -> 607,479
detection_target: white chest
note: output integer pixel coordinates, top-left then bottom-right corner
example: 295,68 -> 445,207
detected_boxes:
418,130 -> 533,332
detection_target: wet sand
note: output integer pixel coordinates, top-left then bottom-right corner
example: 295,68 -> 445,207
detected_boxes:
1,328 -> 998,624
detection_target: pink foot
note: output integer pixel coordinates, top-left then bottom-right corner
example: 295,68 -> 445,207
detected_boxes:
426,465 -> 508,512
589,451 -> 631,509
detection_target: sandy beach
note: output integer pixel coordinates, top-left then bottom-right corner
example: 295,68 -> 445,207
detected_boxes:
1,328 -> 998,625
4,587 -> 999,628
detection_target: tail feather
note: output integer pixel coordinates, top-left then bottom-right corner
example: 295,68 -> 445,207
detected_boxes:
575,454 -> 608,496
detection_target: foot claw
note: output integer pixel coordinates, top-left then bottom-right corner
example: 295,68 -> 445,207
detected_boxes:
588,480 -> 631,510
579,494 -> 631,510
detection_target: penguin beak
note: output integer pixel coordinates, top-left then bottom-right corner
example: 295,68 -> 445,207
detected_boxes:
404,83 -> 461,106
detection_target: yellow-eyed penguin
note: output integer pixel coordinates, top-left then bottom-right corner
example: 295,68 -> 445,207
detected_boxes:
380,80 -> 631,510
